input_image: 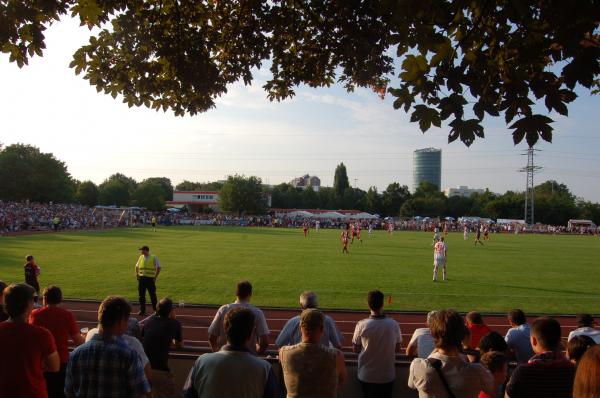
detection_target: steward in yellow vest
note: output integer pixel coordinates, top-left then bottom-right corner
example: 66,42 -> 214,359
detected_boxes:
135,245 -> 161,316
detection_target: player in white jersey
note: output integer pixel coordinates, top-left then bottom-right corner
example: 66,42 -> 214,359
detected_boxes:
463,225 -> 469,240
368,223 -> 373,235
315,220 -> 320,232
432,225 -> 441,245
433,236 -> 447,281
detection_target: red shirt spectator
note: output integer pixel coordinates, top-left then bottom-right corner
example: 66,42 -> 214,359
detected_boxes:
467,311 -> 491,348
30,304 -> 80,363
0,283 -> 59,398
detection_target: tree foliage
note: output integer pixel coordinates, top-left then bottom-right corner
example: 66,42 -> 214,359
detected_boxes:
98,173 -> 137,206
134,179 -> 167,211
75,180 -> 99,206
333,162 -> 349,197
219,175 -> 266,215
6,1 -> 597,146
175,180 -> 223,191
0,144 -> 76,202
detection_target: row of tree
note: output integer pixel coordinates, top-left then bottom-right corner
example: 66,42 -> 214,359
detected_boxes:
1,144 -> 599,224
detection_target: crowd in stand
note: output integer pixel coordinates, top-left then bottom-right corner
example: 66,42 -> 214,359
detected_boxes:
1,277 -> 600,398
0,201 -> 97,233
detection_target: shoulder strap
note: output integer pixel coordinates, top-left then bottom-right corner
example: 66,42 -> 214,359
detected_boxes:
427,358 -> 457,398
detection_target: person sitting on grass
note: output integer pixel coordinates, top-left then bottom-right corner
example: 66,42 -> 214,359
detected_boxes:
479,351 -> 508,398
567,335 -> 596,365
505,317 -> 576,398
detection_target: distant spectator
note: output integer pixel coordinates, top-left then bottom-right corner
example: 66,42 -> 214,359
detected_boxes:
280,309 -> 347,397
505,317 -> 576,398
479,351 -> 508,398
567,335 -> 596,365
24,254 -> 41,295
0,280 -> 8,322
406,310 -> 437,358
30,286 -> 85,398
352,290 -> 402,398
65,296 -> 151,398
573,344 -> 600,398
466,311 -> 491,349
276,291 -> 343,349
183,307 -> 278,398
0,283 -> 60,398
208,281 -> 269,355
478,331 -> 508,354
568,314 -> 600,344
504,309 -> 534,363
141,297 -> 183,398
408,309 -> 495,398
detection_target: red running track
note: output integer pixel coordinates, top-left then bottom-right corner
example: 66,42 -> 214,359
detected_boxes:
63,300 -> 582,354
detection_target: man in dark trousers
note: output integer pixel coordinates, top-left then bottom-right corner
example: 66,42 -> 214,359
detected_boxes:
134,245 -> 161,316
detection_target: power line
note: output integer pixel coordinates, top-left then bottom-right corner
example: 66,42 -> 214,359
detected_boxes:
519,149 -> 542,225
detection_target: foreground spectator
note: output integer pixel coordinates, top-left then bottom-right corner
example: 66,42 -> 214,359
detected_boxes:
406,310 -> 437,358
141,297 -> 183,398
0,280 -> 7,322
504,309 -> 534,363
208,280 -> 269,355
573,345 -> 600,398
478,331 -> 508,355
276,291 -> 342,349
0,283 -> 60,398
479,351 -> 508,398
352,290 -> 402,398
30,286 -> 85,398
466,311 -> 491,349
568,314 -> 600,344
280,309 -> 347,397
408,309 -> 495,398
505,317 -> 575,398
24,254 -> 41,295
183,308 -> 277,398
65,296 -> 151,398
567,335 -> 596,365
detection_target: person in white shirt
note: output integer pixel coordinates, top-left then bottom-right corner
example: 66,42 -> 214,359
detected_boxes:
352,290 -> 402,398
568,314 -> 600,344
208,280 -> 270,355
433,237 -> 447,281
406,311 -> 437,358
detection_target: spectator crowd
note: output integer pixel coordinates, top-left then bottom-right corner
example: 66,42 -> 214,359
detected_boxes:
1,275 -> 600,398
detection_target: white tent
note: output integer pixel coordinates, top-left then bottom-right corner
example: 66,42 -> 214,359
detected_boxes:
347,212 -> 378,220
317,211 -> 347,219
287,210 -> 314,218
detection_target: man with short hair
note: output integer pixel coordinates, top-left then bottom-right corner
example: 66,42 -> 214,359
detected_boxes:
0,283 -> 60,398
504,309 -> 534,363
0,280 -> 8,322
276,291 -> 342,349
141,297 -> 183,398
208,281 -> 269,355
65,296 -> 151,398
466,311 -> 491,349
30,285 -> 85,398
567,314 -> 600,343
183,308 -> 278,398
505,317 -> 576,398
352,290 -> 402,398
280,309 -> 347,397
24,254 -> 41,295
135,245 -> 161,316
406,310 -> 437,358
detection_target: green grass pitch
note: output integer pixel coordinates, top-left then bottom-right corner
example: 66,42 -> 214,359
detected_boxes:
1,226 -> 599,314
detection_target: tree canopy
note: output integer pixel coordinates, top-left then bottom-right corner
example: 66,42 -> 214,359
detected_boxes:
333,163 -> 349,197
3,1 -> 598,147
219,175 -> 266,215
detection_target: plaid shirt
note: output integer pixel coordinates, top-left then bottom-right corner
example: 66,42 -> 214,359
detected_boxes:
65,333 -> 151,398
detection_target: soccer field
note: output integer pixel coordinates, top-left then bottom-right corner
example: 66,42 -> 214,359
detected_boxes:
0,226 -> 599,314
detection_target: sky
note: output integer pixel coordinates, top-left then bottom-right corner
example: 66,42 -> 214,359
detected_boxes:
1,18 -> 599,201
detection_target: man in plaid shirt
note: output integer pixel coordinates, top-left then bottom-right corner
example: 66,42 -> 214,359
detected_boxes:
65,296 -> 151,398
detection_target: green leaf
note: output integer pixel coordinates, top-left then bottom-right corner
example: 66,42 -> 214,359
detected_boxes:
509,115 -> 554,147
410,105 -> 441,132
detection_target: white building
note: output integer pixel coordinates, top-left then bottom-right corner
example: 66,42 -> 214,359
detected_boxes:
167,191 -> 220,212
444,186 -> 485,198
290,174 -> 321,192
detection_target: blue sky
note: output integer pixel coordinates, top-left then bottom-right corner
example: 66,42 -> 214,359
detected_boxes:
1,18 -> 599,201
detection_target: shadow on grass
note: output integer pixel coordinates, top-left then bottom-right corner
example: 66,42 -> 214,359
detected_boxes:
450,278 -> 600,297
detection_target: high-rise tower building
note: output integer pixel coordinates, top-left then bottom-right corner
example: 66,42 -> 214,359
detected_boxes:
413,148 -> 441,192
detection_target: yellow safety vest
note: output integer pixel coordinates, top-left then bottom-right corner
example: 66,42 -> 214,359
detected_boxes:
137,255 -> 157,277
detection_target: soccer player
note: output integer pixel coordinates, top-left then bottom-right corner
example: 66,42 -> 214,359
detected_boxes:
387,222 -> 394,234
341,227 -> 349,254
315,220 -> 320,233
474,224 -> 484,246
463,225 -> 469,241
483,226 -> 490,241
302,221 -> 309,237
433,236 -> 447,281
151,215 -> 157,232
368,223 -> 373,235
356,223 -> 363,243
432,225 -> 441,245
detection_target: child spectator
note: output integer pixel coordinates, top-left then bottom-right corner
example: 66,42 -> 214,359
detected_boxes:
567,335 -> 596,365
479,351 -> 508,398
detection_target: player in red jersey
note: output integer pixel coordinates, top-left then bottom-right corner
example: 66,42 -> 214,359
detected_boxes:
302,221 -> 309,237
355,222 -> 363,243
341,226 -> 350,254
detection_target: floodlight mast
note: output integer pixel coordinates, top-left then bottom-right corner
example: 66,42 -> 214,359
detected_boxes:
519,148 -> 542,226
